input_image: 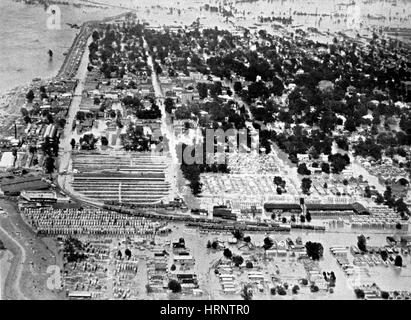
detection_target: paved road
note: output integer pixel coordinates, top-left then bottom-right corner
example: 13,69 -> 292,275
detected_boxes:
144,38 -> 181,199
57,36 -> 92,199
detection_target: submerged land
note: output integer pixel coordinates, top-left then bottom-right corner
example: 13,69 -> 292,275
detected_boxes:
0,0 -> 411,300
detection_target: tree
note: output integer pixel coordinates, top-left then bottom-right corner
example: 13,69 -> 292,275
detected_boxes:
101,136 -> 109,146
328,153 -> 350,174
381,291 -> 390,299
156,64 -> 163,75
364,186 -> 372,198
0,239 -> 5,250
223,248 -> 232,259
232,229 -> 244,240
211,241 -> 218,250
344,118 -> 357,132
277,286 -> 287,295
383,186 -> 393,203
305,211 -> 312,222
355,288 -> 365,299
243,236 -> 251,243
168,279 -> 182,293
394,255 -> 403,267
241,284 -> 253,300
92,30 -> 100,41
274,176 -> 283,186
310,284 -> 319,292
380,250 -> 388,261
164,97 -> 175,114
282,217 -> 287,223
21,107 -> 29,117
292,285 -> 300,294
70,139 -> 76,150
305,241 -> 324,260
321,162 -> 330,174
26,89 -> 35,102
357,234 -> 367,252
375,193 -> 384,205
301,178 -> 312,194
63,237 -> 87,263
232,255 -> 244,267
271,213 -> 276,220
395,198 -> 409,215
246,261 -> 253,269
170,264 -> 176,271
263,237 -> 274,250
44,156 -> 55,174
197,82 -> 208,99
297,163 -> 311,175
125,248 -> 131,259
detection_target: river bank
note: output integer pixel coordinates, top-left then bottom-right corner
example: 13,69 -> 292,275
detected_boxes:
0,0 -> 126,95
0,250 -> 13,300
0,199 -> 64,300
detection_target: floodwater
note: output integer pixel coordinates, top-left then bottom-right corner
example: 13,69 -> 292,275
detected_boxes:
166,221 -> 411,300
0,0 -> 125,94
1,0 -> 410,94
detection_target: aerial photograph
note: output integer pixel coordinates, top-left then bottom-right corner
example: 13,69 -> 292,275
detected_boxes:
0,0 -> 410,303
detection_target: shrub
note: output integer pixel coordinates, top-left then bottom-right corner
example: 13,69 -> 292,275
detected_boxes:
277,286 -> 287,295
357,234 -> 367,252
310,284 -> 319,292
354,288 -> 365,299
232,255 -> 244,267
168,280 -> 182,293
232,229 -> 244,240
380,250 -> 388,261
305,241 -> 324,260
381,291 -> 390,299
394,255 -> 403,267
292,285 -> 300,294
223,248 -> 232,259
246,261 -> 253,269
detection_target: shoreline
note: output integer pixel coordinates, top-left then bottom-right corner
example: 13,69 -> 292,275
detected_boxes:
0,0 -> 130,98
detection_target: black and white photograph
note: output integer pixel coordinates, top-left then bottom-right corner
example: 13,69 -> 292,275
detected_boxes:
0,0 -> 410,307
